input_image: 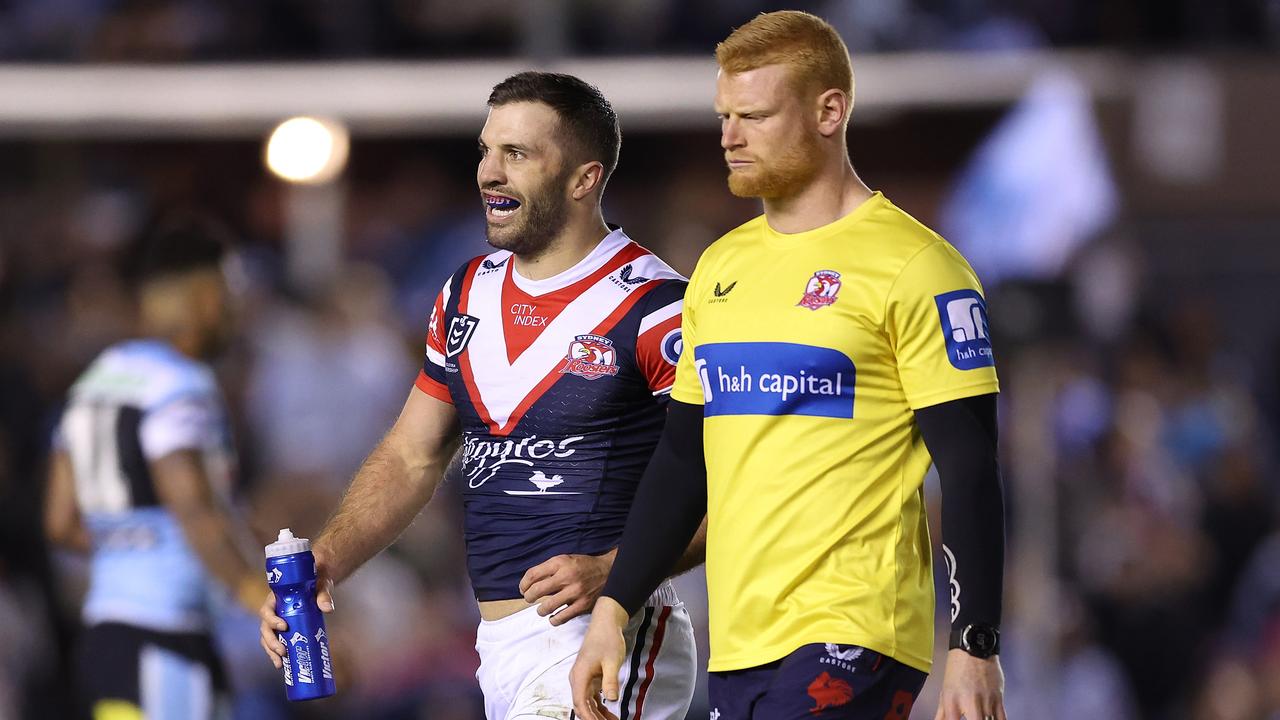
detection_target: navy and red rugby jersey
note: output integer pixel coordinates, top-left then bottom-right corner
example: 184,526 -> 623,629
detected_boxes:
415,229 -> 686,601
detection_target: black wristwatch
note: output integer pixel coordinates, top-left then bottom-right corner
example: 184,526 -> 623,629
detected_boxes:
949,623 -> 1000,658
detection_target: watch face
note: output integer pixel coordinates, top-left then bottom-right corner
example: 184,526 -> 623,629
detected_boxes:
970,629 -> 995,652
965,625 -> 999,657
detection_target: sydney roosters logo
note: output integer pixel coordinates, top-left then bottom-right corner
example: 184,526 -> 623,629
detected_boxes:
798,269 -> 842,310
560,334 -> 620,380
807,671 -> 854,714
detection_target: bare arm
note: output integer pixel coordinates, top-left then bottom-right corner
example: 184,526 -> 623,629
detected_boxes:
44,450 -> 91,553
151,449 -> 263,613
311,386 -> 459,584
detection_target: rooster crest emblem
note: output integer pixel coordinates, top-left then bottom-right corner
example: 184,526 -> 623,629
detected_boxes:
560,334 -> 621,380
798,269 -> 842,310
807,671 -> 854,713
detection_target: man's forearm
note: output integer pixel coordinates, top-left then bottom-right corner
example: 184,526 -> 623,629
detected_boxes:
314,432 -> 452,583
44,451 -> 92,553
176,505 -> 261,606
601,400 -> 707,615
50,524 -> 92,554
151,450 -> 260,609
915,394 -> 1005,633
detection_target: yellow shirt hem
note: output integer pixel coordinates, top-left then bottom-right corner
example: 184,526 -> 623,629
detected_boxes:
670,386 -> 705,406
905,380 -> 1001,411
707,633 -> 933,675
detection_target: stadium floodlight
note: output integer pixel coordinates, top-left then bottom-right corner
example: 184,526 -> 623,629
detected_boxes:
264,116 -> 350,184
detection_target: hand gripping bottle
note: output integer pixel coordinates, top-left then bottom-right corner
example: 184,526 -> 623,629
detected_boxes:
265,529 -> 336,701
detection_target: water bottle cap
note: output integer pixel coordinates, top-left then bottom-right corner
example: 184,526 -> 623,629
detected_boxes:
264,527 -> 311,558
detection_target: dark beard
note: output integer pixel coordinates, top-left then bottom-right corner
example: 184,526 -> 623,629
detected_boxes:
484,170 -> 572,258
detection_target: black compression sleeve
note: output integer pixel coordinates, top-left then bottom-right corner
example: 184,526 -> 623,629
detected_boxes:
601,399 -> 707,615
915,393 -> 1005,633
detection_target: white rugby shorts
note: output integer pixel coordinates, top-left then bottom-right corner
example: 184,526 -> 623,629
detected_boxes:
475,580 -> 696,720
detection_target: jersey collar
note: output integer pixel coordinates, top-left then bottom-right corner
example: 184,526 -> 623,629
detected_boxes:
509,227 -> 632,297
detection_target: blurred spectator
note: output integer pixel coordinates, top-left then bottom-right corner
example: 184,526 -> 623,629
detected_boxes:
246,264 -> 415,489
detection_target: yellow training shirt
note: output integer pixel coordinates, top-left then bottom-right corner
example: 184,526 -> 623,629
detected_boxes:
672,191 -> 999,673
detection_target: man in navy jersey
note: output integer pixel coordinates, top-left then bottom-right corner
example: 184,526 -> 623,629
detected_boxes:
259,72 -> 700,719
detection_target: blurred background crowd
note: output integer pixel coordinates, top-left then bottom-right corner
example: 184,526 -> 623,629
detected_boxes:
2,1 -> 1280,719
0,0 -> 1277,61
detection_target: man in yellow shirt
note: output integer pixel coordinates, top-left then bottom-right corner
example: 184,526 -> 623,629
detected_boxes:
572,10 -> 1008,720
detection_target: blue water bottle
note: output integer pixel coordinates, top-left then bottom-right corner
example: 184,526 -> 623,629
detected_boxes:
265,528 -> 336,701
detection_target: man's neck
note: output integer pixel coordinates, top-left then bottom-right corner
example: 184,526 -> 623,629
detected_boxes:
140,323 -> 202,360
511,214 -> 612,282
762,161 -> 873,235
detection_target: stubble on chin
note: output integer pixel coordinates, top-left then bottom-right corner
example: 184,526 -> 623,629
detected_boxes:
483,198 -> 567,258
484,223 -> 521,252
482,166 -> 573,257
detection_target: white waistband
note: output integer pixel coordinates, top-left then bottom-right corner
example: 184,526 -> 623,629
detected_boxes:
477,580 -> 680,634
645,579 -> 679,608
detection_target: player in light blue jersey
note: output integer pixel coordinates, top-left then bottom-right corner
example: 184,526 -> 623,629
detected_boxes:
44,218 -> 265,720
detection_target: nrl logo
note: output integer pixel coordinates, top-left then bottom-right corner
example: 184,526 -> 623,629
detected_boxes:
446,315 -> 479,358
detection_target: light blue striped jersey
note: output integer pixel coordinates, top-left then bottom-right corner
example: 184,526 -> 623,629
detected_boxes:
57,339 -> 237,632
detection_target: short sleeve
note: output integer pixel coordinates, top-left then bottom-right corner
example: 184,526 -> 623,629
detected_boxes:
140,395 -> 218,459
887,242 -> 1000,409
670,266 -> 706,406
415,276 -> 453,403
635,281 -> 686,395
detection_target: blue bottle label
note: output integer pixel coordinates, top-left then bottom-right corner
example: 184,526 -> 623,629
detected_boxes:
290,631 -> 316,684
316,628 -> 334,681
279,634 -> 293,686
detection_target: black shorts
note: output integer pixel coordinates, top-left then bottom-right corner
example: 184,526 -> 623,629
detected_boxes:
708,643 -> 927,720
77,622 -> 228,720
